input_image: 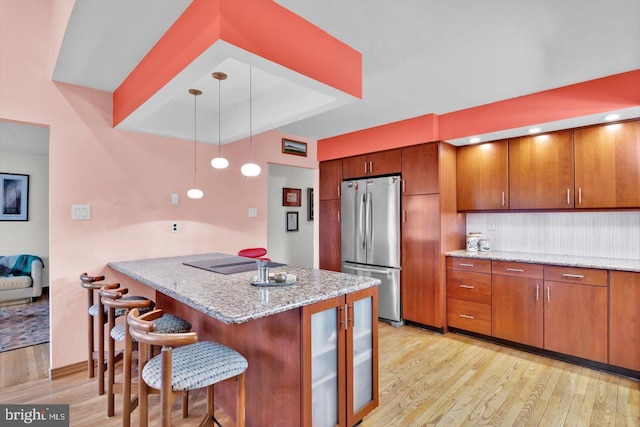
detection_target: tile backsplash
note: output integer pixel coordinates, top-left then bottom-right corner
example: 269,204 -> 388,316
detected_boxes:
466,211 -> 640,260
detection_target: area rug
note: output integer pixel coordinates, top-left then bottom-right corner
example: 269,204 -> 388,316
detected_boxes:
0,303 -> 49,352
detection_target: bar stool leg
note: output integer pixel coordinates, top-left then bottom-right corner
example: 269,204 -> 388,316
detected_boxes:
87,291 -> 95,378
97,299 -> 105,395
123,323 -> 134,427
237,372 -> 246,427
107,307 -> 116,416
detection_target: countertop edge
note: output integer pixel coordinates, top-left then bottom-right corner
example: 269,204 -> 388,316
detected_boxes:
445,250 -> 640,273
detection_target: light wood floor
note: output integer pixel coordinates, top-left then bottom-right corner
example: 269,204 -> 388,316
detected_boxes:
1,320 -> 638,426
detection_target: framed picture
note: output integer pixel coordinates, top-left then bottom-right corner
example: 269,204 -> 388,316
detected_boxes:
286,211 -> 299,232
0,173 -> 29,221
283,187 -> 302,207
307,188 -> 314,221
282,138 -> 307,157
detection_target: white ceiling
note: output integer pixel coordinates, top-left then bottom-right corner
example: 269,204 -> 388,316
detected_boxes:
52,0 -> 640,146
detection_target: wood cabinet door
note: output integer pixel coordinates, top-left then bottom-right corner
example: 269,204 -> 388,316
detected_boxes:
574,120 -> 640,208
609,271 -> 640,371
368,149 -> 401,177
491,275 -> 543,347
456,140 -> 509,210
319,159 -> 342,201
342,154 -> 370,180
401,142 -> 439,195
401,194 -> 442,327
319,199 -> 341,272
544,281 -> 608,363
509,131 -> 574,209
345,287 -> 378,427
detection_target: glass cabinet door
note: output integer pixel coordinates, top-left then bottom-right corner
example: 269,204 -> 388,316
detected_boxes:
310,306 -> 340,427
351,295 -> 373,412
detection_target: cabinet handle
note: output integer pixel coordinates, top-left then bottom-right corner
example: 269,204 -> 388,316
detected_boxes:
460,284 -> 475,289
459,314 -> 475,320
347,303 -> 355,328
459,263 -> 475,267
562,273 -> 584,279
536,283 -> 540,301
364,162 -> 368,174
337,185 -> 340,198
369,161 -> 373,174
567,188 -> 570,205
546,286 -> 550,302
337,210 -> 341,223
506,268 -> 525,273
402,179 -> 406,193
402,210 -> 406,223
578,187 -> 582,204
501,191 -> 505,206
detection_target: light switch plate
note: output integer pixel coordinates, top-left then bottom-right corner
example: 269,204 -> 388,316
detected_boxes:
71,204 -> 91,220
248,208 -> 258,217
171,193 -> 179,205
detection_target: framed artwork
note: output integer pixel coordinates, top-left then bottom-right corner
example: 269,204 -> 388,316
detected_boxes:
282,138 -> 307,157
0,173 -> 29,221
307,188 -> 314,221
283,187 -> 302,207
286,211 -> 299,232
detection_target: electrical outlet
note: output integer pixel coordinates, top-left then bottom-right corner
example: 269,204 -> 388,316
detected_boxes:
487,219 -> 496,231
172,222 -> 178,233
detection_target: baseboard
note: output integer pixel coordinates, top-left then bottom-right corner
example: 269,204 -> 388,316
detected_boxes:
51,361 -> 86,379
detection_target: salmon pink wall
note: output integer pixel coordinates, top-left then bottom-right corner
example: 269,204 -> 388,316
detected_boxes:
317,114 -> 438,161
318,70 -> 640,160
0,0 -> 317,370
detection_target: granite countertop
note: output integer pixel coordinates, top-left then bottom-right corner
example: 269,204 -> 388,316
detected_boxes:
446,249 -> 640,273
108,253 -> 380,325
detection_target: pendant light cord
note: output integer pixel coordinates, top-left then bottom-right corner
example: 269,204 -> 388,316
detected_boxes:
193,92 -> 198,185
249,66 -> 253,162
217,77 -> 222,157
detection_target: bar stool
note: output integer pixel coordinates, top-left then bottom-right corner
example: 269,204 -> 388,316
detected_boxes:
80,272 -> 106,391
100,285 -> 192,426
128,308 -> 248,427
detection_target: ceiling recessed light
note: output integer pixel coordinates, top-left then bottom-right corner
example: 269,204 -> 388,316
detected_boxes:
604,114 -> 620,121
528,127 -> 541,134
469,137 -> 481,143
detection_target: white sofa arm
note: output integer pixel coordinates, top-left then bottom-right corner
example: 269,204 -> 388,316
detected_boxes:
31,259 -> 43,298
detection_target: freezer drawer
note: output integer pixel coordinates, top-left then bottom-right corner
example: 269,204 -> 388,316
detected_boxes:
342,262 -> 401,323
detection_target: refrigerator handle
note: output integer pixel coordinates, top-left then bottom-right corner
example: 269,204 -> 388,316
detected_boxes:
359,193 -> 366,250
366,192 -> 373,251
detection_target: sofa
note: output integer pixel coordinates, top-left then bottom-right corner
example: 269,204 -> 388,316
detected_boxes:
0,255 -> 44,303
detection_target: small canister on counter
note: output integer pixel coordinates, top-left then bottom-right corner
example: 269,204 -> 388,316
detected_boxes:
466,233 -> 481,251
479,238 -> 491,252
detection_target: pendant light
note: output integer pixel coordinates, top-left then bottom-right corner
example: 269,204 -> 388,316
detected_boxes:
210,71 -> 229,169
187,88 -> 204,199
241,66 -> 261,177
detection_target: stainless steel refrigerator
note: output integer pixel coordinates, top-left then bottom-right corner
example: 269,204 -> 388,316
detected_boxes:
341,175 -> 401,323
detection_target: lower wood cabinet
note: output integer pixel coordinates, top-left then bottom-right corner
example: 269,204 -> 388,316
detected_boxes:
609,271 -> 640,371
319,199 -> 341,272
449,257 -> 611,366
302,287 -> 378,427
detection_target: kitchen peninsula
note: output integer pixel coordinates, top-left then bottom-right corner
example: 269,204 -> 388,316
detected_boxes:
108,253 -> 380,427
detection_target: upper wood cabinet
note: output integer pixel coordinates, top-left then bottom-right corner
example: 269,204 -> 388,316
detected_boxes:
457,140 -> 509,210
342,149 -> 401,180
401,142 -> 439,195
319,159 -> 342,201
574,120 -> 640,208
509,131 -> 574,209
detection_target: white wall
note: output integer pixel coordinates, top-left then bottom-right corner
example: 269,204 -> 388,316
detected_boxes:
466,211 -> 640,260
267,164 -> 314,267
0,123 -> 50,286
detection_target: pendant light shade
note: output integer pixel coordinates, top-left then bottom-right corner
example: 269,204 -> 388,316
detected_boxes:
241,66 -> 261,177
211,71 -> 229,169
187,88 -> 204,199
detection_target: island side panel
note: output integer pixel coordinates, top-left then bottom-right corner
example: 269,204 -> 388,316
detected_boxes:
156,291 -> 303,426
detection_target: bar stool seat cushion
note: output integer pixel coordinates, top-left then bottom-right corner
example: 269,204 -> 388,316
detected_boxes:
89,296 -> 155,318
142,341 -> 248,391
110,314 -> 192,341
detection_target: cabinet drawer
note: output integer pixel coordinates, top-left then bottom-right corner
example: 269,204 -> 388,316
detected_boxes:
447,298 -> 491,335
544,265 -> 608,287
446,270 -> 491,304
492,261 -> 543,279
446,257 -> 491,274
